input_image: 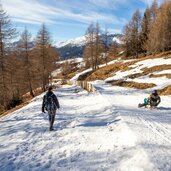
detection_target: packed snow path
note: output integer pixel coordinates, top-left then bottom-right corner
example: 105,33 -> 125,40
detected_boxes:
0,83 -> 171,171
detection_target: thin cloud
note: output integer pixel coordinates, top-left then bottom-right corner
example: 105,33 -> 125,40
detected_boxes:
1,0 -> 124,25
88,0 -> 129,8
140,0 -> 163,6
108,28 -> 121,34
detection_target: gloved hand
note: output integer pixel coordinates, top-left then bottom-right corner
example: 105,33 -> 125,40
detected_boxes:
156,102 -> 160,106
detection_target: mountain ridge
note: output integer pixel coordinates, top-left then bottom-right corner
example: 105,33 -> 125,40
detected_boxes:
56,33 -> 122,59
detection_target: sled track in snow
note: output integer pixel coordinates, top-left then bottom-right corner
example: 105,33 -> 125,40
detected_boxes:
135,113 -> 171,145
96,87 -> 171,145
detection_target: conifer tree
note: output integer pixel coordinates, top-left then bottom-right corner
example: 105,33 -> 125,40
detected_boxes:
140,7 -> 151,53
122,10 -> 142,58
148,0 -> 171,53
94,22 -> 101,70
103,28 -> 109,65
19,28 -> 34,97
84,22 -> 95,70
35,24 -> 56,91
84,22 -> 102,70
0,4 -> 17,109
146,0 -> 158,53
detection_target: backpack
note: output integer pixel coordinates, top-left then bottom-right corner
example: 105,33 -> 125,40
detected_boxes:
44,93 -> 56,111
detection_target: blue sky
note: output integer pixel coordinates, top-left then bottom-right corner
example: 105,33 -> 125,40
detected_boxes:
1,0 -> 163,44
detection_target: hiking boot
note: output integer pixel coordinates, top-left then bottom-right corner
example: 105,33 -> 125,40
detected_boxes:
49,127 -> 54,131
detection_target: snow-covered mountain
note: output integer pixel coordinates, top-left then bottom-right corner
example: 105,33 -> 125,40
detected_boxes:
56,34 -> 122,60
56,34 -> 122,48
56,36 -> 87,48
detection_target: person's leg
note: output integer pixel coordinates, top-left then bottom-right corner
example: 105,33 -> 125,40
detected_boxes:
138,103 -> 146,107
51,110 -> 56,130
48,111 -> 53,131
150,101 -> 158,109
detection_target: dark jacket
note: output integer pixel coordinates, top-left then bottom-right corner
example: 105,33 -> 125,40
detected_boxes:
42,91 -> 60,112
149,93 -> 161,106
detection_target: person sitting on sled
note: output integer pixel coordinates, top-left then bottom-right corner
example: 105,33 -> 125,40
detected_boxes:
138,90 -> 161,108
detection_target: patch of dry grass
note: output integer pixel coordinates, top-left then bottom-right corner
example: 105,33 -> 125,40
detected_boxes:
121,50 -> 171,60
150,74 -> 171,79
159,85 -> 171,95
142,65 -> 171,74
78,51 -> 171,81
107,80 -> 156,89
0,100 -> 32,118
78,61 -> 136,81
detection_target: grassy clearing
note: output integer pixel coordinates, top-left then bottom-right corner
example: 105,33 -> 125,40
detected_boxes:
107,80 -> 156,89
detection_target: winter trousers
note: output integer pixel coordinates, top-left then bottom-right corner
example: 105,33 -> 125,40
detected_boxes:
48,109 -> 56,130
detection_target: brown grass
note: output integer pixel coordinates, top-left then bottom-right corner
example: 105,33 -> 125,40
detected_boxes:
150,74 -> 171,79
159,85 -> 171,95
78,61 -> 136,81
107,80 -> 156,89
78,51 -> 171,81
78,51 -> 171,92
0,100 -> 32,118
142,65 -> 171,74
121,50 -> 171,60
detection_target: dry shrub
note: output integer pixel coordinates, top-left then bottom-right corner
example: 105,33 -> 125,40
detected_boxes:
159,85 -> 171,95
126,73 -> 142,79
107,80 -> 156,89
150,74 -> 171,79
0,100 -> 31,117
84,71 -> 113,81
78,71 -> 94,81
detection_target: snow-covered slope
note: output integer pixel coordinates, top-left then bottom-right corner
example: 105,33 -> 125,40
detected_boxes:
71,56 -> 171,92
0,83 -> 171,171
105,57 -> 171,90
1,55 -> 171,171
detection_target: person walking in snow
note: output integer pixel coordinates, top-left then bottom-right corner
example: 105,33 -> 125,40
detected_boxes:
42,86 -> 60,131
138,90 -> 161,109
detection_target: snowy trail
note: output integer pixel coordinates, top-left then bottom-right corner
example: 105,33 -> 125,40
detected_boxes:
0,85 -> 129,171
94,82 -> 171,171
0,84 -> 171,171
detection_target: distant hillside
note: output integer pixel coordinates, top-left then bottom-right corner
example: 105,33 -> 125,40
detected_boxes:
54,51 -> 171,95
56,34 -> 122,60
74,51 -> 171,95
